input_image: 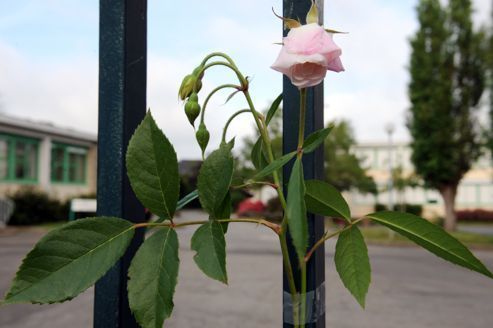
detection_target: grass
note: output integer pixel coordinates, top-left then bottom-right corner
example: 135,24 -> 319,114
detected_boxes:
358,225 -> 493,249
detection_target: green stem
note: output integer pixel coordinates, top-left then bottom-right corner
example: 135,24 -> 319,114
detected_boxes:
201,52 -> 238,68
134,217 -> 281,234
221,109 -> 251,143
195,61 -> 247,92
232,180 -> 278,190
297,88 -> 307,327
304,218 -> 366,263
242,89 -> 299,325
300,263 -> 307,327
200,84 -> 240,124
297,88 -> 307,156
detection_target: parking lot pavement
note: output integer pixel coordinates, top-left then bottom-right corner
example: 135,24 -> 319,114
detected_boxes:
1,213 -> 493,328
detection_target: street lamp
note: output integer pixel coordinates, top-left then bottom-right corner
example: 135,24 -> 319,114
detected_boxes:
385,123 -> 395,211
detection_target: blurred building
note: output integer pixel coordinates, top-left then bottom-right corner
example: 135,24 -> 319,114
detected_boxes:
0,114 -> 97,200
348,142 -> 493,217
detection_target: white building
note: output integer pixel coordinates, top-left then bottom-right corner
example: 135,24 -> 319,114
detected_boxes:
0,114 -> 97,200
347,142 -> 493,218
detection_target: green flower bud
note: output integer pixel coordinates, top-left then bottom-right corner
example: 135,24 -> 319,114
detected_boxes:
178,74 -> 197,100
195,123 -> 210,158
184,94 -> 201,127
189,92 -> 198,102
195,79 -> 202,93
192,65 -> 205,80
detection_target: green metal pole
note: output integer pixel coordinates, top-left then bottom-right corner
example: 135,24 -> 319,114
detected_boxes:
282,1 -> 326,327
94,1 -> 147,327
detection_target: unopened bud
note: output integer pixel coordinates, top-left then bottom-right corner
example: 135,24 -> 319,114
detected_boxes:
193,65 -> 205,80
196,123 -> 210,158
185,93 -> 201,127
178,74 -> 197,100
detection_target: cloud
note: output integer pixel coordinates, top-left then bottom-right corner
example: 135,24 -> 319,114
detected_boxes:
0,0 -> 491,161
0,41 -> 98,133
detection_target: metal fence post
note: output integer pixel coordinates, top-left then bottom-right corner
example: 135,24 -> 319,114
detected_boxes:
282,1 -> 326,327
94,0 -> 147,327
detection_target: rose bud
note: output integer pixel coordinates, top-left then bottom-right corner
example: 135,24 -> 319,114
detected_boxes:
271,23 -> 344,89
178,74 -> 197,100
185,93 -> 201,127
195,122 -> 210,158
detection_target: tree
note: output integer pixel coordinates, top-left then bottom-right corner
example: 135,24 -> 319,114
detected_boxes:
487,6 -> 493,156
323,120 -> 377,194
237,111 -> 376,195
408,0 -> 486,231
391,165 -> 421,211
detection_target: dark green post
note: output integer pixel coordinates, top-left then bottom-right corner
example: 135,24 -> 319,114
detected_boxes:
282,0 -> 326,327
94,0 -> 147,327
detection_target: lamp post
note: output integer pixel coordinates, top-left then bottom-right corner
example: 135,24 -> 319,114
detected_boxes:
385,123 -> 395,211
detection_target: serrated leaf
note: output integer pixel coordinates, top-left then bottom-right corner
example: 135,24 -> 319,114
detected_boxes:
302,126 -> 333,154
128,227 -> 179,328
214,192 -> 232,233
126,112 -> 180,220
3,217 -> 134,304
154,190 -> 200,225
306,0 -> 319,25
335,226 -> 371,308
191,221 -> 228,284
266,94 -> 283,126
252,151 -> 296,180
286,158 -> 308,263
367,211 -> 493,278
198,143 -> 234,219
251,138 -> 269,170
305,180 -> 351,222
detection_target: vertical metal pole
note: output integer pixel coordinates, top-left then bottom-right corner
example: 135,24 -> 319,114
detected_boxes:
94,1 -> 147,327
283,1 -> 325,327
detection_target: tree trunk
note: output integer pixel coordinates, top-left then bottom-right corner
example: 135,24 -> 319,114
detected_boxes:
439,185 -> 458,231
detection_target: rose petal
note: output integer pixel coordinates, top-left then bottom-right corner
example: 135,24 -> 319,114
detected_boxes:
327,56 -> 345,73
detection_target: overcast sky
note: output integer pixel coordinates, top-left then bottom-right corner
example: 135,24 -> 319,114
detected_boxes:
0,0 -> 491,159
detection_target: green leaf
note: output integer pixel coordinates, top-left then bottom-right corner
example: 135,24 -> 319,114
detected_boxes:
126,112 -> 180,220
286,158 -> 308,263
251,138 -> 269,170
128,227 -> 179,328
197,143 -> 234,218
303,126 -> 333,154
335,226 -> 371,308
306,0 -> 319,25
252,151 -> 296,180
265,94 -> 283,126
367,211 -> 493,278
154,190 -> 200,224
305,180 -> 351,222
214,192 -> 232,233
191,221 -> 228,284
3,217 -> 134,304
177,190 -> 199,211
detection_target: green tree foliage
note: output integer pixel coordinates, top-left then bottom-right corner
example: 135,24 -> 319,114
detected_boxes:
237,110 -> 375,194
408,0 -> 486,231
323,121 -> 377,194
487,7 -> 493,155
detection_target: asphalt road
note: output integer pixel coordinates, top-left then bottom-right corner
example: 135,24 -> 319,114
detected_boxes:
1,211 -> 492,328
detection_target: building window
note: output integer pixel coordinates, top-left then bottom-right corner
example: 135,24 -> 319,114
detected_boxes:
51,143 -> 87,184
0,134 -> 39,182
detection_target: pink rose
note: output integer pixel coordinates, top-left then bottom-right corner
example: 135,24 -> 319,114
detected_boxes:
271,23 -> 344,89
